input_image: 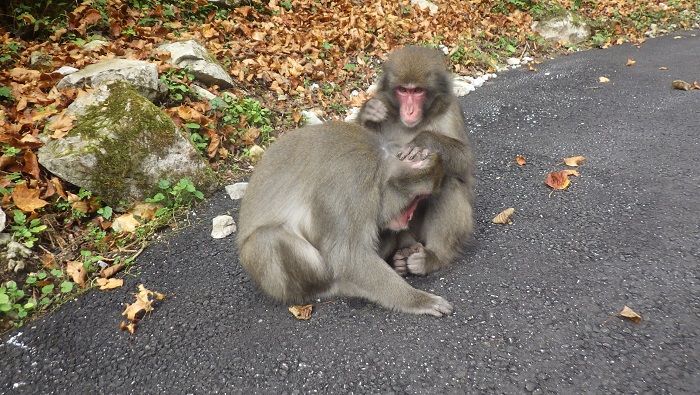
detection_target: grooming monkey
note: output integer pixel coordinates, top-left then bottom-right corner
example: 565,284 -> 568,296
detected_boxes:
237,121 -> 453,317
358,46 -> 475,276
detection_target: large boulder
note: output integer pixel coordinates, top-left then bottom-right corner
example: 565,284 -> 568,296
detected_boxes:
532,11 -> 590,44
56,59 -> 167,101
38,81 -> 217,208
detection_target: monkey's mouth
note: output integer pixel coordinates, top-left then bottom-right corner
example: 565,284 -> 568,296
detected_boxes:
388,195 -> 428,231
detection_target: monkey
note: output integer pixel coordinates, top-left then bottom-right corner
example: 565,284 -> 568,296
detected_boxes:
236,121 -> 453,317
357,46 -> 475,277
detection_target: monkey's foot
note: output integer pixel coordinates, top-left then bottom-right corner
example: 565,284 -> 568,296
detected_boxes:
359,98 -> 388,123
392,242 -> 427,276
406,291 -> 453,317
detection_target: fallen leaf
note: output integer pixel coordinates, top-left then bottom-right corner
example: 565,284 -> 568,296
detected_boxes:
672,80 -> 691,90
100,263 -> 125,278
112,213 -> 140,233
545,171 -> 571,190
527,63 -> 538,72
626,58 -> 636,66
96,278 -> 124,290
66,260 -> 87,288
12,182 -> 50,212
127,202 -> 163,220
563,155 -> 585,167
562,169 -> 580,177
492,207 -> 515,224
599,76 -> 610,83
47,111 -> 75,138
516,156 -> 527,166
289,304 -> 313,320
120,321 -> 136,334
619,306 -> 642,323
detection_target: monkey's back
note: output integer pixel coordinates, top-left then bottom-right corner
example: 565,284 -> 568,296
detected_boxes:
237,121 -> 386,249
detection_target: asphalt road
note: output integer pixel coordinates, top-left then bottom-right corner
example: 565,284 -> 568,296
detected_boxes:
2,31 -> 699,394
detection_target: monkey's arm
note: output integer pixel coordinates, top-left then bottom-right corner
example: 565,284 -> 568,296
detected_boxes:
357,98 -> 388,131
407,131 -> 473,181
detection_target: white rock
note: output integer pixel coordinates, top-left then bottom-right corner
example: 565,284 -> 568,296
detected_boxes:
211,215 -> 236,239
302,110 -> 324,126
225,182 -> 248,200
472,76 -> 485,88
0,208 -> 5,232
506,57 -> 521,66
452,78 -> 475,97
56,58 -> 167,101
410,0 -> 438,15
344,107 -> 361,122
55,66 -> 79,75
191,85 -> 217,101
83,40 -> 108,51
159,40 -> 234,88
531,12 -> 590,44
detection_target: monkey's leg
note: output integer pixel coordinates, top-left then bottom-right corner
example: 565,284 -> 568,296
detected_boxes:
239,225 -> 333,303
407,180 -> 473,275
337,252 -> 453,317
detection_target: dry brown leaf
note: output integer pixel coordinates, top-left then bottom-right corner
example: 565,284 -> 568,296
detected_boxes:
96,278 -> 124,290
515,156 -> 527,166
545,171 -> 571,190
672,80 -> 692,90
527,63 -> 538,72
47,111 -> 75,139
12,182 -> 50,212
289,304 -> 313,320
120,321 -> 136,334
492,207 -> 515,225
66,260 -> 87,288
626,58 -> 636,66
112,213 -> 140,233
563,156 -> 585,167
599,76 -> 610,83
562,169 -> 580,177
619,306 -> 642,323
127,202 -> 163,220
100,263 -> 125,278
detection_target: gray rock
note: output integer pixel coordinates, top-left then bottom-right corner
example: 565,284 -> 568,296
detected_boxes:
532,11 -> 590,44
0,208 -> 5,232
225,182 -> 248,200
1,234 -> 33,273
83,40 -> 108,51
56,66 -> 79,76
38,81 -> 217,208
211,215 -> 236,239
56,59 -> 167,101
159,40 -> 234,88
191,85 -> 217,101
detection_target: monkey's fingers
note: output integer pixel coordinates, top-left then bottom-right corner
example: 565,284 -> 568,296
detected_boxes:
360,99 -> 388,123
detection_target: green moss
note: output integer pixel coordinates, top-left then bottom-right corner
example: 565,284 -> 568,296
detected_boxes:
67,80 -> 216,206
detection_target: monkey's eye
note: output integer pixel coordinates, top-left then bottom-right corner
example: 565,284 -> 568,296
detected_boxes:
397,87 -> 408,93
413,87 -> 425,94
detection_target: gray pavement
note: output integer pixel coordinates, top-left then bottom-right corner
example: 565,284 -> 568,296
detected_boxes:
1,31 -> 699,394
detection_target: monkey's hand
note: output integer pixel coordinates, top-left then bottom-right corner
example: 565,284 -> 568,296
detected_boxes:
397,145 -> 430,162
359,98 -> 388,124
393,242 -> 429,276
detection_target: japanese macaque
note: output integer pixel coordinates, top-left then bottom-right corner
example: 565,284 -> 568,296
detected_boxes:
237,121 -> 453,317
358,46 -> 474,277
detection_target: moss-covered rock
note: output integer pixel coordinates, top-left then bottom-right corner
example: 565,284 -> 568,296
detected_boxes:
38,80 -> 218,208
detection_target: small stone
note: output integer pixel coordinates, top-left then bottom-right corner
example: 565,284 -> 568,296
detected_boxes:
302,110 -> 323,126
211,215 -> 236,239
55,66 -> 79,76
225,183 -> 248,200
506,57 -> 521,65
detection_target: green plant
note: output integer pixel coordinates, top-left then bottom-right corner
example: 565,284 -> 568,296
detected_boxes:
160,67 -> 198,104
0,281 -> 36,324
0,41 -> 25,68
145,178 -> 204,217
11,210 -> 47,248
211,95 -> 275,147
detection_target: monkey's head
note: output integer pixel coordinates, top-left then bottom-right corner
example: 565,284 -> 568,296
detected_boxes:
380,46 -> 453,128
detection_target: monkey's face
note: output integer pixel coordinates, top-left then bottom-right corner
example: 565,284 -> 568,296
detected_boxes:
395,85 -> 426,127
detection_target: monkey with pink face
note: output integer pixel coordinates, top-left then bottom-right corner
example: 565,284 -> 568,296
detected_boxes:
358,46 -> 475,277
